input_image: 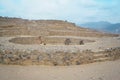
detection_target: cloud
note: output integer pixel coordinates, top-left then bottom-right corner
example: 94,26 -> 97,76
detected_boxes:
0,0 -> 120,23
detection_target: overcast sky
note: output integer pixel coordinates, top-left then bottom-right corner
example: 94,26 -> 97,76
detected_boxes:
0,0 -> 120,24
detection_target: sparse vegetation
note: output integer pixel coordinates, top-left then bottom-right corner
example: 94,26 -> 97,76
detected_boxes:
79,40 -> 84,45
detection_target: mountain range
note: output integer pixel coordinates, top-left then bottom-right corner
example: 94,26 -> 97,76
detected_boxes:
80,21 -> 120,34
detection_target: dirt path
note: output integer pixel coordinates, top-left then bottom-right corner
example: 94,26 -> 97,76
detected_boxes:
0,60 -> 120,80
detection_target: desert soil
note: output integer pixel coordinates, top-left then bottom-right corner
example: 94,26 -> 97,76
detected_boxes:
0,60 -> 120,80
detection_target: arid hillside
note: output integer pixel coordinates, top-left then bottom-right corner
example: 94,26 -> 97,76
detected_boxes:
0,17 -> 118,37
0,17 -> 120,66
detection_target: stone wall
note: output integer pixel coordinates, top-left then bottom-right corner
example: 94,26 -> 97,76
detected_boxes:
0,47 -> 120,66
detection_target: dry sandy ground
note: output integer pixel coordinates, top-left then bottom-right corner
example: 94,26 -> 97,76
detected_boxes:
0,60 -> 120,80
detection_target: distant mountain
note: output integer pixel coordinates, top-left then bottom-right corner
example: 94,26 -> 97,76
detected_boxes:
80,21 -> 120,34
106,23 -> 120,33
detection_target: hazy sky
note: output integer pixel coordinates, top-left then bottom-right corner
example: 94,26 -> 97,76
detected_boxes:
0,0 -> 120,24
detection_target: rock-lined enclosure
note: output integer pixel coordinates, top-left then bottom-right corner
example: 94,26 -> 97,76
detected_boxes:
9,36 -> 95,45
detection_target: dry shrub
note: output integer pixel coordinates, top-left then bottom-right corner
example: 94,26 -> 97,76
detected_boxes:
64,38 -> 71,45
